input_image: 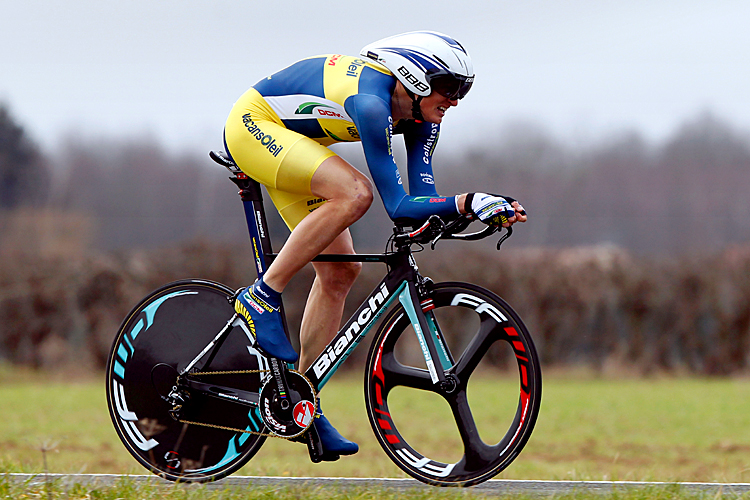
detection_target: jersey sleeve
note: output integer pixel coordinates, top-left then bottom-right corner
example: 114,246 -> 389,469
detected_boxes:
401,120 -> 440,197
344,94 -> 459,223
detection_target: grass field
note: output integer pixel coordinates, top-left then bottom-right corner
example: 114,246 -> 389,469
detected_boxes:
1,478 -> 742,500
3,365 -> 750,486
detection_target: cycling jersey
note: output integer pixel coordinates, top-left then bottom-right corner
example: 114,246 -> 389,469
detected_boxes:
224,54 -> 459,227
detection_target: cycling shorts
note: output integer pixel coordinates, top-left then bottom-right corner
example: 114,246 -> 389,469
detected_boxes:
224,87 -> 336,229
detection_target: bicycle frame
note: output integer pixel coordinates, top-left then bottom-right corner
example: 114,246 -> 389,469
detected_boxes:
107,152 -> 540,483
228,167 -> 452,392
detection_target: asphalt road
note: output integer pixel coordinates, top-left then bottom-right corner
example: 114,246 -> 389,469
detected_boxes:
6,474 -> 750,496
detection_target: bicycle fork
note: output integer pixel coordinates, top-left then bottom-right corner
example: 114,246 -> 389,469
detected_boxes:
399,280 -> 457,392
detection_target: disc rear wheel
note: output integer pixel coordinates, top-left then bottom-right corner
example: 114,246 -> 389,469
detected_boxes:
105,280 -> 268,482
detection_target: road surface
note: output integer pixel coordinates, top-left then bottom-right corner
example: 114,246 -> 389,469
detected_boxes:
6,474 -> 750,496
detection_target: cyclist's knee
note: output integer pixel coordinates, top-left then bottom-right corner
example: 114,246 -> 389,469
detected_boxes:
346,177 -> 373,220
332,170 -> 372,214
312,158 -> 373,220
338,261 -> 363,288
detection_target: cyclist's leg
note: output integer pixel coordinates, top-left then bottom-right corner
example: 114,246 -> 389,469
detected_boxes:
262,155 -> 372,293
236,155 -> 371,362
224,89 -> 372,362
266,158 -> 368,458
298,229 -> 362,372
225,88 -> 372,294
229,154 -> 367,454
294,230 -> 361,457
225,88 -> 372,293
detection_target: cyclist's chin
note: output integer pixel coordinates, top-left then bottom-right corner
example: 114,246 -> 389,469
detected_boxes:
421,107 -> 446,124
423,113 -> 443,124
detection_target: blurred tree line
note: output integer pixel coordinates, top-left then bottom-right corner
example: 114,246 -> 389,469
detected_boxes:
2,103 -> 748,254
437,113 -> 750,254
0,105 -> 49,208
1,102 -> 749,373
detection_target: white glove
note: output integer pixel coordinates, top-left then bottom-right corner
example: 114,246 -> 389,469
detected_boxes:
466,193 -> 516,225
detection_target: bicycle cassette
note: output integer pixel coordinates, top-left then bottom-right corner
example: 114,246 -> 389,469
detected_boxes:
258,370 -> 317,439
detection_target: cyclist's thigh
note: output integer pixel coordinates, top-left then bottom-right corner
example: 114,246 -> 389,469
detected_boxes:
266,187 -> 327,230
273,154 -> 375,229
309,155 -> 373,200
224,87 -> 337,229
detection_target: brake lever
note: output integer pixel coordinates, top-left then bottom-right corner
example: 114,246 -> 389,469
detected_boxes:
496,226 -> 513,250
402,215 -> 446,249
430,232 -> 443,250
428,216 -> 447,249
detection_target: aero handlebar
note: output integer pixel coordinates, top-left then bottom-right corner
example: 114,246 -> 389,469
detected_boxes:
397,214 -> 512,251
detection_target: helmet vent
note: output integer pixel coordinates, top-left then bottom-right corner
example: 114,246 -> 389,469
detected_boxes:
433,54 -> 448,68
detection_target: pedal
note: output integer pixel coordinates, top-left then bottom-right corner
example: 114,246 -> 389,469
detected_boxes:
305,423 -> 338,463
304,421 -> 342,462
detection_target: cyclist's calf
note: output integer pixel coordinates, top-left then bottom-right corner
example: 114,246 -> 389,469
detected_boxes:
312,260 -> 363,301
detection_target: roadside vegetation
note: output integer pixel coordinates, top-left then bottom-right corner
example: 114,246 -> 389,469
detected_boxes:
2,369 -> 750,484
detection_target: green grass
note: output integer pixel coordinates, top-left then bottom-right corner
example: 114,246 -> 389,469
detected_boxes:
2,477 -> 749,500
2,366 -> 750,485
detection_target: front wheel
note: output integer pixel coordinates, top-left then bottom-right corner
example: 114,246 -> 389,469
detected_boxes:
365,282 -> 541,487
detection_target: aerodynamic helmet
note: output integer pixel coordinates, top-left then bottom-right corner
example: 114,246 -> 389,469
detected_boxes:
360,31 -> 474,101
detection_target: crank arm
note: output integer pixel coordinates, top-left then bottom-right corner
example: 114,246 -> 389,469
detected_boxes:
304,421 -> 330,463
181,378 -> 260,407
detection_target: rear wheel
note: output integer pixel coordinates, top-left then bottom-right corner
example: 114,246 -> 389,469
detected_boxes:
365,282 -> 541,487
105,280 -> 268,482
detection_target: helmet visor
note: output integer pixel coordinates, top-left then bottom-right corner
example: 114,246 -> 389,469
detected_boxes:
428,72 -> 474,100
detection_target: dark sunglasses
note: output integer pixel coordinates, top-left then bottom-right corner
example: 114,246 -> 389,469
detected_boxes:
427,71 -> 474,100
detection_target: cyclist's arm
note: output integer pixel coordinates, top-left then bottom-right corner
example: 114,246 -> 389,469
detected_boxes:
401,120 -> 441,197
344,93 -> 460,221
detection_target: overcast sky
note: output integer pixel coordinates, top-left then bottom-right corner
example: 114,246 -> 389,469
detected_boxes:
2,0 -> 749,155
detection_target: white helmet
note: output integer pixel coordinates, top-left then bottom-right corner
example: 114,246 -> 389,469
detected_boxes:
360,31 -> 474,100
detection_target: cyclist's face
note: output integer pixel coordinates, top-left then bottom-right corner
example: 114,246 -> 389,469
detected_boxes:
420,91 -> 458,124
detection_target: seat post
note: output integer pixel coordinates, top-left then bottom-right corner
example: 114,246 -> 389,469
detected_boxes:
230,176 -> 274,280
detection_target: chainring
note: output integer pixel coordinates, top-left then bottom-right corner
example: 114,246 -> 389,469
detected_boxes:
258,370 -> 316,439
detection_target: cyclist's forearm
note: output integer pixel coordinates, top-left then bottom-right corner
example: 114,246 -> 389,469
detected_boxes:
385,194 -> 461,221
456,193 -> 468,214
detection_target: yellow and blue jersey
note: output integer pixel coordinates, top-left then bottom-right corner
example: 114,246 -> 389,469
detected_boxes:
252,54 -> 458,223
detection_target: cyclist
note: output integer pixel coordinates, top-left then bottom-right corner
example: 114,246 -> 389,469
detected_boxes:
223,31 -> 526,460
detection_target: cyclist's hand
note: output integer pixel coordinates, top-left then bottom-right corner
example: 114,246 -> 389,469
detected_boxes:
466,193 -> 518,227
504,197 -> 528,224
464,193 -> 527,227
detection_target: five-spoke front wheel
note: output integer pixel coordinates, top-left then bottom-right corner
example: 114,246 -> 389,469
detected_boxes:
364,282 -> 541,486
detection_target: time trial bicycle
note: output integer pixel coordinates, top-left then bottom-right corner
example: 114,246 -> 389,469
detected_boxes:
105,150 -> 541,487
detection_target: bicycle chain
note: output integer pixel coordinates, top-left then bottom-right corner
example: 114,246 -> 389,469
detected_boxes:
176,368 -> 318,441
190,369 -> 269,376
